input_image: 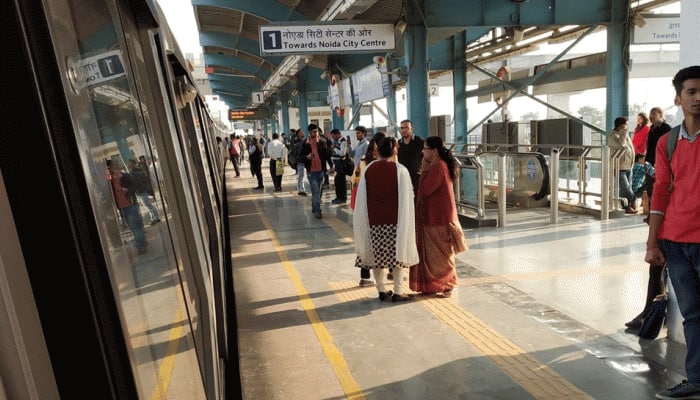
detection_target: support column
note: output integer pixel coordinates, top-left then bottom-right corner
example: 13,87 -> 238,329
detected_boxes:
604,0 -> 629,131
281,98 -> 290,135
405,0 -> 430,138
453,32 -> 467,145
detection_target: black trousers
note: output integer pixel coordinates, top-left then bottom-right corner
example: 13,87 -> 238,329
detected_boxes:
251,161 -> 263,187
333,161 -> 347,200
269,159 -> 283,190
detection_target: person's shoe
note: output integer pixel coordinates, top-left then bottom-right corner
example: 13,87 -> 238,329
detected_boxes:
150,219 -> 161,225
359,279 -> 374,287
253,186 -> 264,190
314,212 -> 322,219
387,272 -> 394,280
298,192 -> 307,196
625,208 -> 638,214
331,199 -> 346,204
378,290 -> 393,301
392,293 -> 411,302
441,289 -> 453,298
625,317 -> 643,329
655,380 -> 700,399
274,188 -> 281,192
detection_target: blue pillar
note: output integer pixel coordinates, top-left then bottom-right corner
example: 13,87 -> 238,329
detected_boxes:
332,107 -> 344,130
298,88 -> 308,131
605,0 -> 629,134
282,98 -> 290,135
388,90 -> 397,137
404,0 -> 430,139
453,32 -> 467,145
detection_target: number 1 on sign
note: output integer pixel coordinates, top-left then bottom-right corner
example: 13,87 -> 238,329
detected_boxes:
252,91 -> 264,104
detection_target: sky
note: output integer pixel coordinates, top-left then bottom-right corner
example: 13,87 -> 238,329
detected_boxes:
156,0 -> 201,55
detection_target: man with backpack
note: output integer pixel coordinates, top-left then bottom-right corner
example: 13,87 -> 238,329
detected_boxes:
645,66 -> 700,400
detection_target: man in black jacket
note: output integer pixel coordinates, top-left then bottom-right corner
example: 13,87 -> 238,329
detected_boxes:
300,124 -> 333,218
397,119 -> 424,199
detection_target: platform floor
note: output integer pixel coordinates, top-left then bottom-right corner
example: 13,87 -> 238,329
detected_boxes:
227,160 -> 687,400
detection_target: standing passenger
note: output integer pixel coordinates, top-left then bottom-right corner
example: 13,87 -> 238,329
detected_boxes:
632,112 -> 650,155
409,136 -> 467,297
329,128 -> 348,204
353,137 -> 418,301
608,116 -> 636,213
107,160 -> 147,253
353,131 -> 385,287
645,65 -> 700,400
397,119 -> 424,199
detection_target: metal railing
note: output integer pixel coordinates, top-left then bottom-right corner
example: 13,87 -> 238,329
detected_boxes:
454,143 -> 625,225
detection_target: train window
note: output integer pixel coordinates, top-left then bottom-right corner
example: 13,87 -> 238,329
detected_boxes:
41,0 -> 207,397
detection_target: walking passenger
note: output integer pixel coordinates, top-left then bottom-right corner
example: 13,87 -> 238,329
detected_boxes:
645,65 -> 700,400
291,129 -> 307,195
299,124 -> 332,219
353,137 -> 418,301
267,132 -> 287,192
409,136 -> 467,297
229,134 -> 241,177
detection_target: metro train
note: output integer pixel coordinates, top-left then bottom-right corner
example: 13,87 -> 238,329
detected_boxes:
2,0 -> 239,398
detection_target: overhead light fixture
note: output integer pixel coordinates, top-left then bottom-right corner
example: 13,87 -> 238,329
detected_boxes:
633,13 -> 647,28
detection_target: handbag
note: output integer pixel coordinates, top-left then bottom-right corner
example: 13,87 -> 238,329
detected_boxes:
275,159 -> 285,176
342,157 -> 355,176
638,264 -> 668,340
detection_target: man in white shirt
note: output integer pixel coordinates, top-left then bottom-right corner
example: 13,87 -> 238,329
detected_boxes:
267,133 -> 288,192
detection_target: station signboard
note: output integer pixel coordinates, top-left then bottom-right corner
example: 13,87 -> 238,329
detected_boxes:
260,22 -> 394,56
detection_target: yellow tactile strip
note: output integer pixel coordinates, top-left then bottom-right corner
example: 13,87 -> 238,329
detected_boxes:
330,281 -> 592,400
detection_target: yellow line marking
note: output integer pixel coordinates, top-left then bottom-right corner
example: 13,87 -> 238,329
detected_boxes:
251,197 -> 365,400
151,300 -> 185,400
421,296 -> 592,399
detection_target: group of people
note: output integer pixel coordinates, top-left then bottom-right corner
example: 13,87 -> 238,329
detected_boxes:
611,106 -> 672,215
352,120 -> 468,302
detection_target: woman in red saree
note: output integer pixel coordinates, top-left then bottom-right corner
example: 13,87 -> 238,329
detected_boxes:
409,136 -> 468,297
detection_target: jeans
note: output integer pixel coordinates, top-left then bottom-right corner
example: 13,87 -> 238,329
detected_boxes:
619,169 -> 635,209
121,203 -> 147,249
137,192 -> 159,222
296,163 -> 306,193
307,171 -> 323,214
269,159 -> 283,190
661,239 -> 700,384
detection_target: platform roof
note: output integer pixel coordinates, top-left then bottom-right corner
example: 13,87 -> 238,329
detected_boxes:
192,0 -> 677,110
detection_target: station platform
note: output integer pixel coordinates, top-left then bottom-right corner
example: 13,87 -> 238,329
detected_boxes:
226,160 -> 687,400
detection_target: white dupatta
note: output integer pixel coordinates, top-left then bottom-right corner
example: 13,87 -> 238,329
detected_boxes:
353,160 -> 419,267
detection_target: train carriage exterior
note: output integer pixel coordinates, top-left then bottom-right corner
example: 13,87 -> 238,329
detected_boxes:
2,0 -> 237,398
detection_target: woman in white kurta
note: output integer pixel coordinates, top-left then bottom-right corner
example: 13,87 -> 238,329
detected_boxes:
353,137 -> 418,301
